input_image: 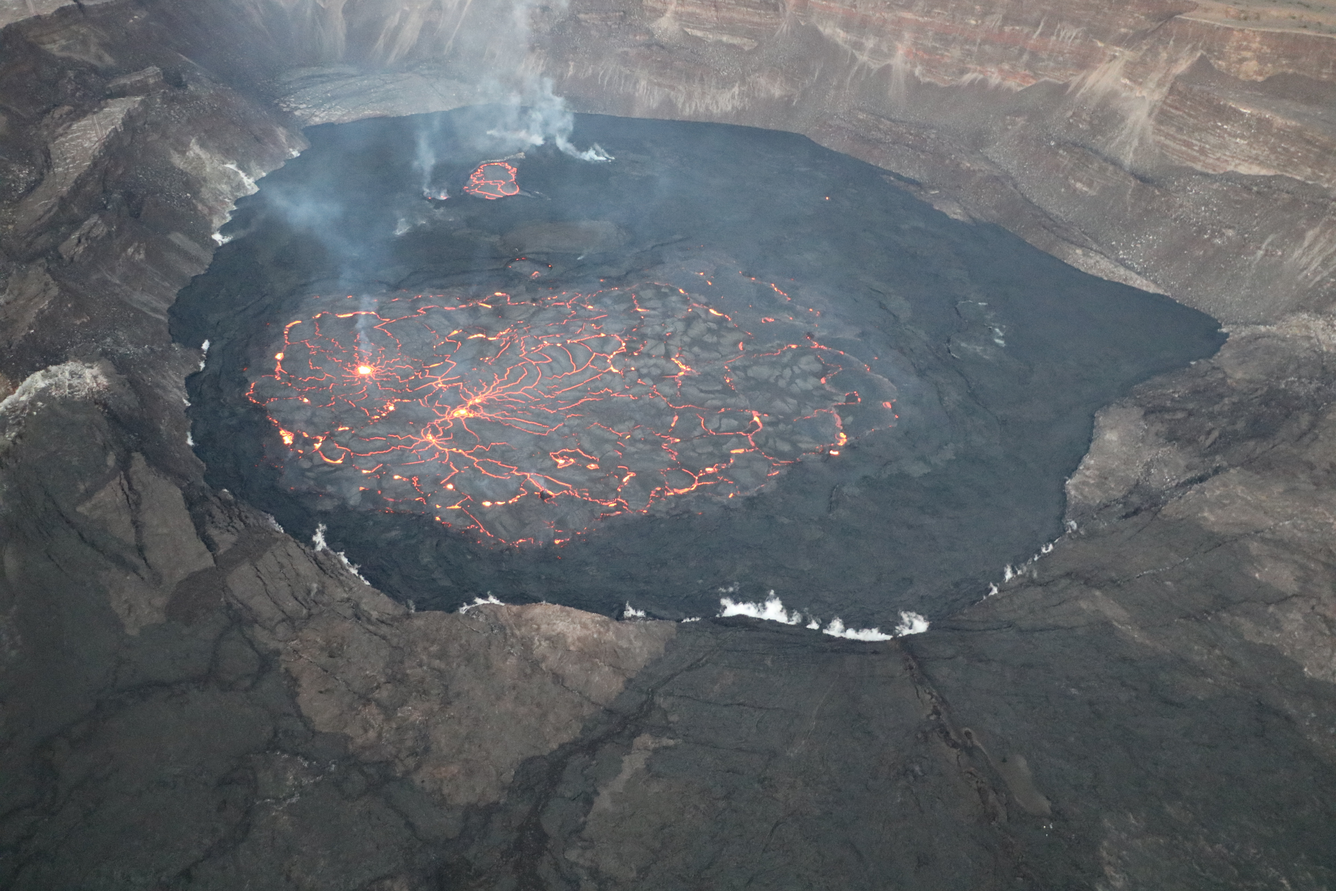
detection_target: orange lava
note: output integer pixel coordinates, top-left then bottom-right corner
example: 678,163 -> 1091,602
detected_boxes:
248,280 -> 896,544
464,161 -> 520,199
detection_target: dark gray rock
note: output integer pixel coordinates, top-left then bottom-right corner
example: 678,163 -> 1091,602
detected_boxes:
501,220 -> 628,255
0,2 -> 1333,890
439,622 -> 1027,890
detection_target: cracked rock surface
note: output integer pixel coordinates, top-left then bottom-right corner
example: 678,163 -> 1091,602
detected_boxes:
0,1 -> 1334,889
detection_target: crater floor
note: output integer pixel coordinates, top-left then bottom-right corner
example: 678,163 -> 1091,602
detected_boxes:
174,110 -> 1224,626
2,3 -> 1335,887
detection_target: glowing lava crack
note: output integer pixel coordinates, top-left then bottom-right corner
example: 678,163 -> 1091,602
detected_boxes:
248,282 -> 897,544
464,161 -> 519,199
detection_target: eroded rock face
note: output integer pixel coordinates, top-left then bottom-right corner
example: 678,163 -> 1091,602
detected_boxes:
157,0 -> 1335,321
532,0 -> 1336,322
0,0 -> 1334,888
15,0 -> 1333,323
16,0 -> 1327,322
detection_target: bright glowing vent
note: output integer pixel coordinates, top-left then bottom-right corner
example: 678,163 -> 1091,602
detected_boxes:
248,278 -> 897,544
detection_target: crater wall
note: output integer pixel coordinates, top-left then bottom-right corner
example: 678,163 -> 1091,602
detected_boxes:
1,2 -> 1335,889
132,0 -> 1336,322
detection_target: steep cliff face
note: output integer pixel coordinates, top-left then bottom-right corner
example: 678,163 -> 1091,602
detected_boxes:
530,0 -> 1336,322
0,1 -> 1334,889
112,0 -> 1334,322
15,0 -> 1332,324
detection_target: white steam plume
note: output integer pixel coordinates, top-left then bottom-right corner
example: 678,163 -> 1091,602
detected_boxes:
718,591 -> 922,641
412,0 -> 611,189
484,78 -> 613,162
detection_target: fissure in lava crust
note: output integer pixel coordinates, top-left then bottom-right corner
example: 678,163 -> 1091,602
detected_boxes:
463,160 -> 521,199
248,279 -> 898,544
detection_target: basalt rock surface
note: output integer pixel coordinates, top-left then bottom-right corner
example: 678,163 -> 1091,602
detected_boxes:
0,1 -> 1334,889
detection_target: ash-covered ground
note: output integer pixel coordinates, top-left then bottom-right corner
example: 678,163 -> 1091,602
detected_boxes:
172,109 -> 1224,628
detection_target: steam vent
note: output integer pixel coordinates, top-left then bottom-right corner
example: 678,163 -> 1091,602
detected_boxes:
2,1 -> 1335,888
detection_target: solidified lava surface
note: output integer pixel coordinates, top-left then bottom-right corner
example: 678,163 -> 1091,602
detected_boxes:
250,283 -> 895,544
173,110 -> 1225,625
464,160 -> 520,199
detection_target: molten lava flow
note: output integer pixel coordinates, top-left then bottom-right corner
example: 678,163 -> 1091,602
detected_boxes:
464,161 -> 520,199
248,279 -> 897,544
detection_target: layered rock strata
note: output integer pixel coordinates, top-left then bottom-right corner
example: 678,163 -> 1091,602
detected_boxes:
0,1 -> 1334,889
534,0 -> 1336,322
93,0 -> 1333,323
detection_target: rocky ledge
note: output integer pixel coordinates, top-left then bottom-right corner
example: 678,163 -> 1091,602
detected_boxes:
0,0 -> 1334,888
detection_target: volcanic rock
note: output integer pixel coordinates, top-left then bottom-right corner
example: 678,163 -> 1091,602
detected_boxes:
500,220 -> 627,254
0,0 -> 1334,889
